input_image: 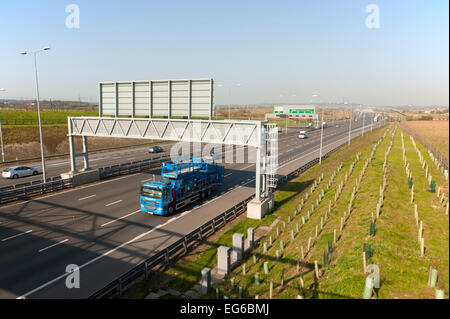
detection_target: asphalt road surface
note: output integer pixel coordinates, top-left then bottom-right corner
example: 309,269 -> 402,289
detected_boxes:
0,117 -> 381,298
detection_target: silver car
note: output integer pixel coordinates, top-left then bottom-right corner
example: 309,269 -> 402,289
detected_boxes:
2,166 -> 40,179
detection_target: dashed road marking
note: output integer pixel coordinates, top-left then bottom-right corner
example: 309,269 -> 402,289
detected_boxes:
2,230 -> 33,242
78,194 -> 96,201
105,200 -> 123,207
38,239 -> 69,253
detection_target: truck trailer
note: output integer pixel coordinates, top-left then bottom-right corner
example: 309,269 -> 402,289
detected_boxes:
140,157 -> 225,215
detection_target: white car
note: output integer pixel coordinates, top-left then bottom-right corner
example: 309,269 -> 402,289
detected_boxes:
2,166 -> 40,179
298,134 -> 307,139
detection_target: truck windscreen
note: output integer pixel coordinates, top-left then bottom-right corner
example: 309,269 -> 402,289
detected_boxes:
141,186 -> 162,199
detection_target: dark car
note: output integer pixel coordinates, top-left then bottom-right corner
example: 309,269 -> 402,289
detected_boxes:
148,146 -> 164,153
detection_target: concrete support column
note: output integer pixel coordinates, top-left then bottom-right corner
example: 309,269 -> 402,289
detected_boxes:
217,246 -> 231,275
255,123 -> 261,201
232,233 -> 244,261
82,136 -> 89,171
201,267 -> 211,294
68,117 -> 77,172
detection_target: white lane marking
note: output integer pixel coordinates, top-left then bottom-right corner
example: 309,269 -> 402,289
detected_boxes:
47,162 -> 68,167
2,230 -> 33,242
241,164 -> 254,170
38,239 -> 69,253
78,194 -> 96,201
224,173 -> 233,177
105,200 -> 123,207
100,210 -> 140,227
181,210 -> 191,216
88,157 -> 110,162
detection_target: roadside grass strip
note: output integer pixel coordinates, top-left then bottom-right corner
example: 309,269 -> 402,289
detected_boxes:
212,126 -> 391,299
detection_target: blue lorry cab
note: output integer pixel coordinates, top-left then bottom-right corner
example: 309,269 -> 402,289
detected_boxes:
140,157 -> 224,215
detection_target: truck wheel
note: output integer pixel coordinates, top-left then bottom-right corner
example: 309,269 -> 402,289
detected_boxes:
207,188 -> 212,196
200,191 -> 205,200
167,204 -> 175,215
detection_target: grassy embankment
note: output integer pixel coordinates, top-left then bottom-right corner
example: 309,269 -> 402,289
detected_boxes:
194,124 -> 448,299
0,109 -> 98,127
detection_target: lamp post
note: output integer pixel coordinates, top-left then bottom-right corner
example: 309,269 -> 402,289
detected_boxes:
362,110 -> 366,137
20,46 -> 50,182
217,83 -> 240,120
312,94 -> 319,128
0,88 -> 5,162
319,109 -> 324,164
348,103 -> 352,146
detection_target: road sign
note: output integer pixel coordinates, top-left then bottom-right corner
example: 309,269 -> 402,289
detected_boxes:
99,78 -> 214,119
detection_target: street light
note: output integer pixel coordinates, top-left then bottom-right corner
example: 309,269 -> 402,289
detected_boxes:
319,109 -> 324,164
311,94 -> 319,128
362,110 -> 366,137
217,83 -> 241,120
0,88 -> 5,162
20,46 -> 51,182
347,102 -> 352,146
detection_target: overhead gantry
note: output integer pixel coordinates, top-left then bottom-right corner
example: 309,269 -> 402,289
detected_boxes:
67,117 -> 278,214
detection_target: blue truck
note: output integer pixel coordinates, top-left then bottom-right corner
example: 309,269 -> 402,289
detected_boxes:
140,157 -> 225,215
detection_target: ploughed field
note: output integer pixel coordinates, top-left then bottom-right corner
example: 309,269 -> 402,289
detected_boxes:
401,120 -> 449,159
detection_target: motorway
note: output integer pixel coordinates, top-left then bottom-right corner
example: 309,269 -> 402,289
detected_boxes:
0,117 -> 380,298
0,143 -> 177,188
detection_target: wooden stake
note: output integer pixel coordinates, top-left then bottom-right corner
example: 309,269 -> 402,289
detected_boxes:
362,251 -> 367,272
314,260 -> 319,279
420,237 -> 425,257
418,220 -> 423,242
269,280 -> 273,299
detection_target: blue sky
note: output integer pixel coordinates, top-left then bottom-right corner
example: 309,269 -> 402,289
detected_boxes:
1,0 -> 448,106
